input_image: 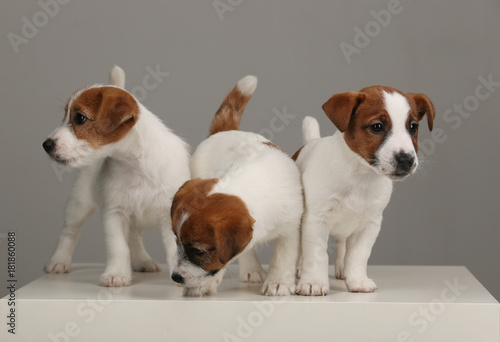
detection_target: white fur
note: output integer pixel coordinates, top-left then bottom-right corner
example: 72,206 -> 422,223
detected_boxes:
44,74 -> 190,287
302,115 -> 321,144
376,91 -> 418,176
174,130 -> 303,296
109,65 -> 126,88
236,75 -> 258,96
296,93 -> 417,295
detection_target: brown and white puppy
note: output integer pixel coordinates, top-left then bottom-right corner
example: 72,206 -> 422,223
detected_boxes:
294,86 -> 435,295
42,66 -> 190,287
170,76 -> 303,297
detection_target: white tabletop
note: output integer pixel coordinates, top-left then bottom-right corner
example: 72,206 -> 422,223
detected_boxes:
1,264 -> 498,341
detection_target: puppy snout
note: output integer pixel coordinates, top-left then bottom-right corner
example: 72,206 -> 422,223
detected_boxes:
171,272 -> 184,284
394,152 -> 414,173
43,138 -> 55,154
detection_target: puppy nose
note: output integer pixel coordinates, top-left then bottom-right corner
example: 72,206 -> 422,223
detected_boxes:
171,272 -> 184,284
394,152 -> 414,172
43,139 -> 55,153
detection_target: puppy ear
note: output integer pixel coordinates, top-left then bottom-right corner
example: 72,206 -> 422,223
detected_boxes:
322,92 -> 366,132
171,180 -> 191,220
214,221 -> 253,265
210,194 -> 254,265
407,93 -> 435,132
95,88 -> 138,135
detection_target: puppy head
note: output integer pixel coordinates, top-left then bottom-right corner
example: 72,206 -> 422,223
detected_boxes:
322,86 -> 435,180
170,178 -> 254,287
43,85 -> 139,167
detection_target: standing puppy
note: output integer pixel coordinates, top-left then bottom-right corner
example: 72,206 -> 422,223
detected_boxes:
294,86 -> 435,295
170,76 -> 303,296
42,66 -> 190,287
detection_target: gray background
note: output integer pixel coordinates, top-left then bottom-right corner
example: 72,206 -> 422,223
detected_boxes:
0,1 -> 499,300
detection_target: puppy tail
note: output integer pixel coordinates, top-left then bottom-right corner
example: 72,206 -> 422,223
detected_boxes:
109,65 -> 126,88
302,116 -> 321,144
209,75 -> 257,136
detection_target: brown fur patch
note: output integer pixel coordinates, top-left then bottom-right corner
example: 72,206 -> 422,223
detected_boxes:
209,85 -> 253,136
263,141 -> 282,151
66,87 -> 139,149
291,146 -> 303,161
171,178 -> 254,273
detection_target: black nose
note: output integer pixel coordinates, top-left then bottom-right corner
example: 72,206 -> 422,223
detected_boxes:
171,272 -> 184,284
43,139 -> 55,154
394,152 -> 414,172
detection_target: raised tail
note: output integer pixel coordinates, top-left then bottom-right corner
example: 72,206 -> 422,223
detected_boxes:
109,65 -> 125,88
302,116 -> 321,144
209,75 -> 257,136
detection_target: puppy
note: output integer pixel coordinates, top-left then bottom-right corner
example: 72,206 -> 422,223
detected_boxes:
294,86 -> 435,295
170,76 -> 303,296
42,66 -> 190,287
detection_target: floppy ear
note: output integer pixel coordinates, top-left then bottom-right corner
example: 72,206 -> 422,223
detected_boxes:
95,88 -> 138,135
210,194 -> 254,265
214,220 -> 253,265
407,93 -> 436,132
170,180 -> 190,220
322,92 -> 366,132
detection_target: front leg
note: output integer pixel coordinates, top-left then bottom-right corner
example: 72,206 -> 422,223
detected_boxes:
296,216 -> 330,296
160,220 -> 178,277
343,218 -> 381,293
99,210 -> 133,287
45,170 -> 95,274
239,248 -> 267,283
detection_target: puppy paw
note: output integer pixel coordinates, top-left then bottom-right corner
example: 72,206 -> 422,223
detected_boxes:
99,272 -> 131,287
44,260 -> 70,274
335,267 -> 345,280
132,259 -> 161,273
240,269 -> 267,283
295,280 -> 329,296
261,281 -> 295,296
346,278 -> 377,293
183,285 -> 216,297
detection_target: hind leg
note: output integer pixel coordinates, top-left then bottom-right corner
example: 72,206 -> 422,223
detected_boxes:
261,226 -> 300,296
334,237 -> 346,280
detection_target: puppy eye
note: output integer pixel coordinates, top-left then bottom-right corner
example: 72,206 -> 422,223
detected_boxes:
369,123 -> 384,134
74,113 -> 87,125
190,247 -> 205,256
409,123 -> 419,134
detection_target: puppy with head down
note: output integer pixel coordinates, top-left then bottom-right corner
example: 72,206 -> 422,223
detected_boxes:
170,76 -> 303,296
